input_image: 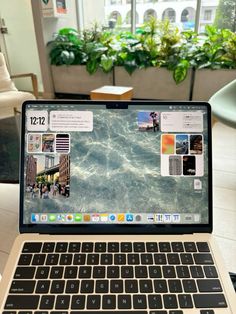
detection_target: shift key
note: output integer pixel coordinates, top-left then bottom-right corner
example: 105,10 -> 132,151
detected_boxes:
193,294 -> 227,308
5,295 -> 40,309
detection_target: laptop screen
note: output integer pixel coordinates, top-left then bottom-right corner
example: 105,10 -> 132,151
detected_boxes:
22,102 -> 210,227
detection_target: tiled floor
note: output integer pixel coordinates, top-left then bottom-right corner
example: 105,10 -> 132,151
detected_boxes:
0,122 -> 235,275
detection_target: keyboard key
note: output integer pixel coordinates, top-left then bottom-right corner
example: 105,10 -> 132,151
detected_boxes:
180,253 -> 194,265
50,267 -> 64,279
68,242 -> 80,252
121,266 -> 134,278
197,279 -> 222,292
71,312 -> 146,314
108,242 -> 119,252
193,253 -> 214,265
134,242 -> 145,252
14,267 -> 36,279
9,280 -> 36,293
32,254 -> 46,265
139,279 -> 153,293
135,266 -> 148,278
50,280 -> 65,293
35,280 -> 50,293
204,265 -> 218,278
73,253 -> 86,265
110,279 -> 123,293
96,280 -> 109,293
79,266 -> 92,278
178,294 -> 193,308
65,280 -> 80,293
197,242 -> 210,252
95,242 -> 106,252
93,266 -> 106,278
35,312 -> 49,314
154,254 -> 167,265
128,253 -> 140,265
184,242 -> 197,252
148,294 -> 162,309
133,295 -> 147,309
193,294 -> 227,308
163,295 -> 178,309
102,295 -> 116,309
45,254 -> 59,265
42,242 -> 55,253
87,295 -> 101,309
5,295 -> 39,310
71,295 -> 85,309
141,254 -> 153,265
87,253 -> 99,265
59,254 -> 72,265
121,242 -> 132,252
200,310 -> 215,314
107,266 -> 120,278
125,279 -> 138,293
64,266 -> 78,278
39,295 -> 55,309
55,242 -> 68,252
18,254 -> 32,265
182,279 -> 197,293
159,242 -> 171,252
163,266 -> 176,278
176,266 -> 190,278
55,295 -> 70,309
168,280 -> 182,293
146,242 -> 158,252
154,280 -> 168,293
167,254 -> 180,265
147,266 -> 161,279
3,311 -> 17,314
190,265 -> 204,278
101,253 -> 113,265
118,295 -> 131,309
114,253 -> 126,265
35,267 -> 50,279
80,280 -> 94,293
171,242 -> 184,252
22,242 -> 42,253
82,242 -> 93,252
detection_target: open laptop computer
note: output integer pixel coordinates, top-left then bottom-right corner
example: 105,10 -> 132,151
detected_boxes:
0,100 -> 235,313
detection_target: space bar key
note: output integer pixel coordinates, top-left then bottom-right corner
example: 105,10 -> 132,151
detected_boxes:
5,295 -> 40,309
71,312 -> 147,314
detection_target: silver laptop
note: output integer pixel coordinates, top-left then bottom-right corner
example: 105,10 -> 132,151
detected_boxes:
0,100 -> 235,313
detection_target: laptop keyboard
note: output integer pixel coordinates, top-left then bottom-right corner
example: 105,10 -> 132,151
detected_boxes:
3,241 -> 228,313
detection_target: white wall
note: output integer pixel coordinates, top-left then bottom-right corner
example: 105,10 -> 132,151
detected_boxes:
83,0 -> 105,28
0,0 -> 43,92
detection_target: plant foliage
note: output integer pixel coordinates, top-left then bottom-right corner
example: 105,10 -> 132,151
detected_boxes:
48,21 -> 236,84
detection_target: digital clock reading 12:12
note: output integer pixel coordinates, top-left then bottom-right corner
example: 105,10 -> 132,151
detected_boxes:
26,110 -> 48,131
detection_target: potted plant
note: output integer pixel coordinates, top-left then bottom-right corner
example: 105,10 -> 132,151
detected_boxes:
49,27 -> 114,95
114,19 -> 192,100
192,26 -> 236,101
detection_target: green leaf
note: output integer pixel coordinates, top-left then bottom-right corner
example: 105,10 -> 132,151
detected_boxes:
100,55 -> 113,73
86,59 -> 99,74
173,60 -> 189,84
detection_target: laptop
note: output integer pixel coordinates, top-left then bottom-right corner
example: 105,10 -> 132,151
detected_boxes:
0,100 -> 235,313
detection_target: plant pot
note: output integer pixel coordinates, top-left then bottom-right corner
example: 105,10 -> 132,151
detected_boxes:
114,67 -> 192,100
192,69 -> 236,101
51,65 -> 113,95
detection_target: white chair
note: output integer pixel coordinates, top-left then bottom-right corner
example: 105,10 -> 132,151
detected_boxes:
0,52 -> 38,118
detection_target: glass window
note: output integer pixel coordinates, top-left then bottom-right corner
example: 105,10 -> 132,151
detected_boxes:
126,10 -> 139,24
204,10 -> 212,21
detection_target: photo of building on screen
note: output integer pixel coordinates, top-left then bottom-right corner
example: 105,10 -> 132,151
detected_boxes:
25,154 -> 70,199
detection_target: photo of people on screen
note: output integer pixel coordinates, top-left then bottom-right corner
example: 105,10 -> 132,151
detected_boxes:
25,154 -> 70,199
138,111 -> 160,132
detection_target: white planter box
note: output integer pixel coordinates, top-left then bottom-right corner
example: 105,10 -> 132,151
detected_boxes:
114,67 -> 191,100
192,69 -> 236,101
51,65 -> 113,95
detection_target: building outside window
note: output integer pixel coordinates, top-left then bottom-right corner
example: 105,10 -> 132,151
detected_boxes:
80,0 -> 222,33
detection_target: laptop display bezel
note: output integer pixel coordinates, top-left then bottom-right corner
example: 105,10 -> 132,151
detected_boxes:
19,100 -> 213,234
